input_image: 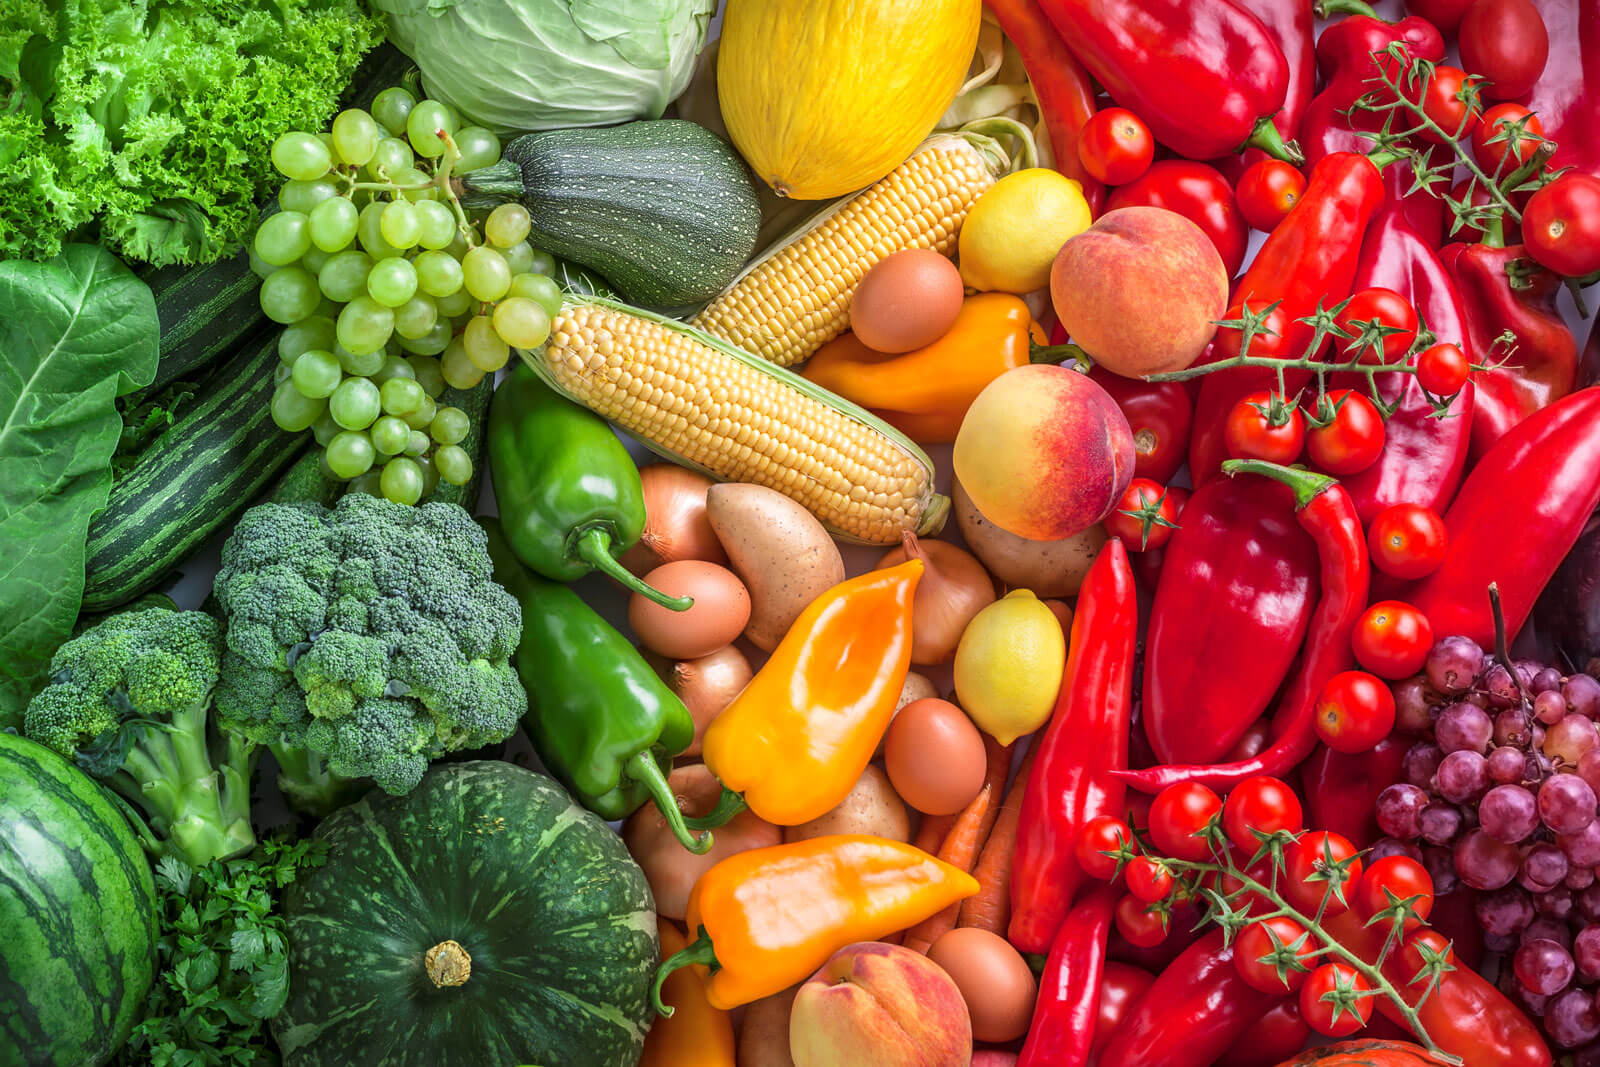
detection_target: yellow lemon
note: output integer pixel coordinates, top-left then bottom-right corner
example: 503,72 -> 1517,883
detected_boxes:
958,168 -> 1092,294
952,589 -> 1066,744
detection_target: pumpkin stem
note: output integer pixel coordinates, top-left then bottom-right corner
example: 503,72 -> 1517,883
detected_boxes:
652,927 -> 720,1017
627,751 -> 714,854
425,940 -> 472,988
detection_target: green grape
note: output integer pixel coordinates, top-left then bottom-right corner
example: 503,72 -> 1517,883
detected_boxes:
404,429 -> 432,454
335,344 -> 386,377
311,409 -> 342,447
414,250 -> 464,297
526,248 -> 558,276
260,267 -> 321,324
291,349 -> 343,399
453,126 -> 501,173
370,136 -> 414,179
462,246 -> 511,302
314,296 -> 341,320
397,321 -> 452,356
392,166 -> 439,202
491,297 -> 551,349
381,457 -> 425,505
445,231 -> 471,260
380,376 -> 425,417
434,287 -> 474,318
408,356 -> 446,397
485,204 -> 532,248
336,295 -> 395,355
403,395 -> 437,431
441,339 -> 484,389
414,200 -> 457,250
309,197 -> 360,253
379,200 -> 422,249
371,87 -> 416,137
417,453 -> 441,498
367,257 -> 419,308
326,430 -> 377,479
279,178 -> 339,215
300,247 -> 331,275
370,355 -> 417,385
356,201 -> 404,260
274,362 -> 293,387
318,249 -> 373,303
509,272 -> 563,317
271,131 -> 332,181
317,131 -> 336,154
462,314 -> 509,371
434,444 -> 473,486
393,294 -> 438,339
270,382 -> 326,432
501,241 -> 537,275
370,415 -> 411,455
407,100 -> 458,159
279,317 -> 337,364
429,406 -> 470,446
347,470 -> 383,496
254,211 -> 312,266
248,247 -> 281,279
331,109 -> 381,168
329,377 -> 382,430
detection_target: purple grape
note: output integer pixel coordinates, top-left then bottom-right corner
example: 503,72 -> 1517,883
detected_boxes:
1539,689 -> 1571,724
1568,674 -> 1600,719
1517,939 -> 1577,996
1580,750 -> 1600,795
1579,884 -> 1600,924
1492,929 -> 1527,957
1477,885 -> 1537,936
1542,773 -> 1599,835
1530,748 -> 1556,780
1519,661 -> 1543,688
1495,709 -> 1534,749
1572,866 -> 1598,891
1578,927 -> 1600,980
1421,802 -> 1464,845
1455,828 -> 1523,890
1534,667 -> 1566,694
1368,836 -> 1424,863
1423,846 -> 1460,896
1575,1042 -> 1600,1067
1427,635 -> 1483,694
1522,841 -> 1572,893
1485,663 -> 1521,707
1404,741 -> 1444,789
1525,918 -> 1575,950
1539,886 -> 1577,921
1547,987 -> 1600,1047
1550,715 -> 1600,766
1437,702 -> 1494,754
1436,749 -> 1490,802
1489,744 -> 1529,783
1375,783 -> 1429,840
1393,677 -> 1434,734
1480,783 -> 1540,843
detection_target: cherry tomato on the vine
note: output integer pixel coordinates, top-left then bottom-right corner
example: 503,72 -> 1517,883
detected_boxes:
1459,0 -> 1551,102
1283,831 -> 1364,916
1300,962 -> 1374,1038
1417,65 -> 1481,144
1213,302 -> 1296,363
1234,916 -> 1315,993
1149,782 -> 1223,862
1106,161 -> 1248,276
1335,288 -> 1419,365
1077,814 -> 1133,882
1126,855 -> 1176,902
1235,159 -> 1306,232
1396,928 -> 1458,991
1086,364 -> 1194,484
1368,503 -> 1448,580
1352,600 -> 1434,680
1447,178 -> 1523,243
1225,390 -> 1305,465
1222,776 -> 1304,853
1471,104 -> 1546,173
1305,389 -> 1385,476
1523,172 -> 1600,278
1078,107 -> 1155,186
1115,894 -> 1170,948
1314,670 -> 1398,755
1105,478 -> 1186,551
1415,342 -> 1470,397
1091,963 -> 1156,1055
1355,855 -> 1435,927
1217,854 -> 1278,917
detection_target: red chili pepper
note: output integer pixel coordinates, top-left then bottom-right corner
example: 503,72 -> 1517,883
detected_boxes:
1105,161 -> 1250,277
1008,540 -> 1136,955
983,0 -> 1105,212
1119,461 -> 1370,793
1095,929 -> 1280,1067
1408,387 -> 1600,648
1214,0 -> 1318,180
1188,153 -> 1387,484
1017,886 -> 1117,1067
1439,242 -> 1579,460
1143,476 -> 1319,767
1525,0 -> 1600,180
1035,0 -> 1299,163
1301,736 -> 1408,848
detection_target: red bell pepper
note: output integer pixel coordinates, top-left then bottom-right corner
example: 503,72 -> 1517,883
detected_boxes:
1440,242 -> 1579,459
1215,1001 -> 1311,1067
1105,161 -> 1250,278
1142,476 -> 1318,767
1525,0 -> 1600,180
1009,540 -> 1135,954
1035,0 -> 1298,163
983,0 -> 1104,212
1302,736 -> 1408,848
1120,461 -> 1370,793
1017,886 -> 1116,1067
1409,387 -> 1600,648
1215,0 -> 1318,180
1188,153 -> 1387,483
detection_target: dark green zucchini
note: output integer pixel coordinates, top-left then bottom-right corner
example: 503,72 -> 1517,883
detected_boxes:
137,249 -> 269,396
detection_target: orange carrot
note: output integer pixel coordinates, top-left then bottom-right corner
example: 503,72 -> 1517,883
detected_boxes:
958,743 -> 1037,934
902,783 -> 993,953
974,736 -> 1015,845
913,812 -> 955,854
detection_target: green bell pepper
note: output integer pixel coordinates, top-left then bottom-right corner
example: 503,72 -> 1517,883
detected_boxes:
488,362 -> 690,610
481,516 -> 711,853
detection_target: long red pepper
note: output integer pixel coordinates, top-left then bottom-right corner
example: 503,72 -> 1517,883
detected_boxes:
1216,0 -> 1317,179
1008,540 -> 1135,954
1119,461 -> 1370,793
983,0 -> 1104,213
1017,886 -> 1116,1067
1525,0 -> 1600,180
1409,387 -> 1600,647
1189,153 -> 1387,484
1035,0 -> 1298,163
1302,736 -> 1408,848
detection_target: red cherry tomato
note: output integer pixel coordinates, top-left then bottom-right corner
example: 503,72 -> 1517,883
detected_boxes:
1222,776 -> 1305,854
1356,855 -> 1435,927
1313,670 -> 1398,754
1352,600 -> 1435,680
1471,104 -> 1546,173
1216,854 -> 1278,917
1524,172 -> 1600,278
1416,66 -> 1482,144
1367,503 -> 1448,580
1213,302 -> 1296,364
1086,364 -> 1194,484
1405,0 -> 1475,33
1335,287 -> 1419,365
1076,814 -> 1133,882
1300,962 -> 1375,1038
1414,342 -> 1470,397
1104,478 -> 1186,551
1115,894 -> 1169,948
1234,916 -> 1315,993
1447,178 -> 1523,243
1284,831 -> 1364,916
1459,0 -> 1551,101
1125,855 -> 1175,903
1305,389 -> 1385,476
1225,390 -> 1305,464
1149,782 -> 1223,862
1078,107 -> 1155,186
1235,160 -> 1306,232
1106,160 -> 1248,276
1091,963 -> 1156,1055
1216,1000 -> 1311,1067
1396,928 -> 1459,992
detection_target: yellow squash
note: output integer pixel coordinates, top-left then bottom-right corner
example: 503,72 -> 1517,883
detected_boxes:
717,0 -> 982,200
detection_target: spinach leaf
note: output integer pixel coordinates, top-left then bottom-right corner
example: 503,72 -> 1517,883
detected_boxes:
0,244 -> 158,725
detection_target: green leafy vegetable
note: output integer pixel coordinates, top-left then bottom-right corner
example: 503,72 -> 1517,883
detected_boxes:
0,244 -> 158,727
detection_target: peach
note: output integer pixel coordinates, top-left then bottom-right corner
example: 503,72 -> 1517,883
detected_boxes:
1051,206 -> 1228,377
952,364 -> 1135,541
972,1055 -> 1018,1067
790,942 -> 973,1067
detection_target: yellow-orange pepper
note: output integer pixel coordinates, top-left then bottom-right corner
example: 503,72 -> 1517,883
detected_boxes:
701,560 -> 920,826
801,293 -> 1070,443
642,919 -> 736,1067
652,835 -> 980,1013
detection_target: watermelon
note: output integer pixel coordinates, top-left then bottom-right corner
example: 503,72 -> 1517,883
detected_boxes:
0,733 -> 159,1067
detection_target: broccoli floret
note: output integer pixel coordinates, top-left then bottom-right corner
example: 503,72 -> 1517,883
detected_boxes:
213,495 -> 524,805
25,608 -> 256,867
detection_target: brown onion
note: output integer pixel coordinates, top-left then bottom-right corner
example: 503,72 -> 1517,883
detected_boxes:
875,532 -> 996,665
621,464 -> 728,575
657,644 -> 753,757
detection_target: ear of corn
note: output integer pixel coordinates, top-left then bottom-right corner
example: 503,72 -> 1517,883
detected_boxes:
524,296 -> 949,545
689,133 -> 1008,368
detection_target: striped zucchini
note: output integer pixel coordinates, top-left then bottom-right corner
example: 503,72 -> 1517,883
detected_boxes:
138,248 -> 268,396
83,333 -> 309,610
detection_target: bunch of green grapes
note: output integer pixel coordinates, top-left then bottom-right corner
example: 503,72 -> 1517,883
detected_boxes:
253,86 -> 564,505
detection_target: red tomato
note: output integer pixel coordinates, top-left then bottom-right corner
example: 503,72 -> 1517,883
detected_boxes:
1352,600 -> 1434,679
1213,302 -> 1297,363
1335,288 -> 1419,365
1313,670 -> 1398,755
1086,364 -> 1194,484
1106,160 -> 1248,276
1225,390 -> 1305,464
1405,0 -> 1475,33
1471,104 -> 1546,173
1105,478 -> 1185,551
1416,66 -> 1481,144
1367,503 -> 1448,580
1077,814 -> 1133,882
1300,963 -> 1375,1038
1447,178 -> 1523,243
1149,782 -> 1223,862
1459,0 -> 1551,101
1115,894 -> 1169,948
1305,389 -> 1385,476
1078,107 -> 1155,186
1524,172 -> 1600,278
1234,916 -> 1315,993
1217,854 -> 1278,917
1284,831 -> 1363,916
1216,1000 -> 1311,1067
1414,342 -> 1470,397
1235,160 -> 1306,232
1396,928 -> 1459,992
1222,776 -> 1305,854
1091,963 -> 1156,1055
1126,856 -> 1175,902
1355,855 -> 1435,928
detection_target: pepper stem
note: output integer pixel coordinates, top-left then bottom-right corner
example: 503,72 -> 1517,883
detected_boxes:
1220,458 -> 1337,510
1313,0 -> 1379,17
1033,340 -> 1092,368
1243,116 -> 1304,166
572,526 -> 693,611
652,928 -> 720,1017
627,751 -> 713,855
682,787 -> 747,831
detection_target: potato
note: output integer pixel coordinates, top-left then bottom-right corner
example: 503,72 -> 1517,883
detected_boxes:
954,477 -> 1104,597
784,764 -> 910,843
706,483 -> 846,651
739,985 -> 799,1067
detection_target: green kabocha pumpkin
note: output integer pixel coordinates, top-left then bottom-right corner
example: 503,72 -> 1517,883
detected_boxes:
273,761 -> 658,1067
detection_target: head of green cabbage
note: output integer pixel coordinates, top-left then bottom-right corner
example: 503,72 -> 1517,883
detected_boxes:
374,0 -> 716,135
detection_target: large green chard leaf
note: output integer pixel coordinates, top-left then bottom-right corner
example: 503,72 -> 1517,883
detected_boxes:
0,244 -> 158,725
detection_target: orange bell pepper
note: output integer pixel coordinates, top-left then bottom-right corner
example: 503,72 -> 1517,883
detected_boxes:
701,560 -> 920,826
652,835 -> 980,1013
642,919 -> 736,1067
800,293 -> 1071,443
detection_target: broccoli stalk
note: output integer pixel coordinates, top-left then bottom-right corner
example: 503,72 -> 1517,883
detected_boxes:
112,712 -> 257,866
267,744 -> 368,818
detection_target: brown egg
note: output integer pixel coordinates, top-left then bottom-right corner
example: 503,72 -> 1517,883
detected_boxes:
629,561 -> 751,660
928,927 -> 1038,1043
849,249 -> 964,353
883,697 -> 987,815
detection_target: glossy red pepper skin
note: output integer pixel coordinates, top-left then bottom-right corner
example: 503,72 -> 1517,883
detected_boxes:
1142,477 -> 1318,767
1009,541 -> 1136,954
1215,0 -> 1318,180
1036,0 -> 1295,162
1525,0 -> 1600,180
1302,736 -> 1408,848
1409,387 -> 1600,648
1189,154 -> 1387,484
1017,886 -> 1116,1067
1215,1000 -> 1311,1067
1439,242 -> 1579,460
1085,363 -> 1194,485
1106,161 -> 1250,277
